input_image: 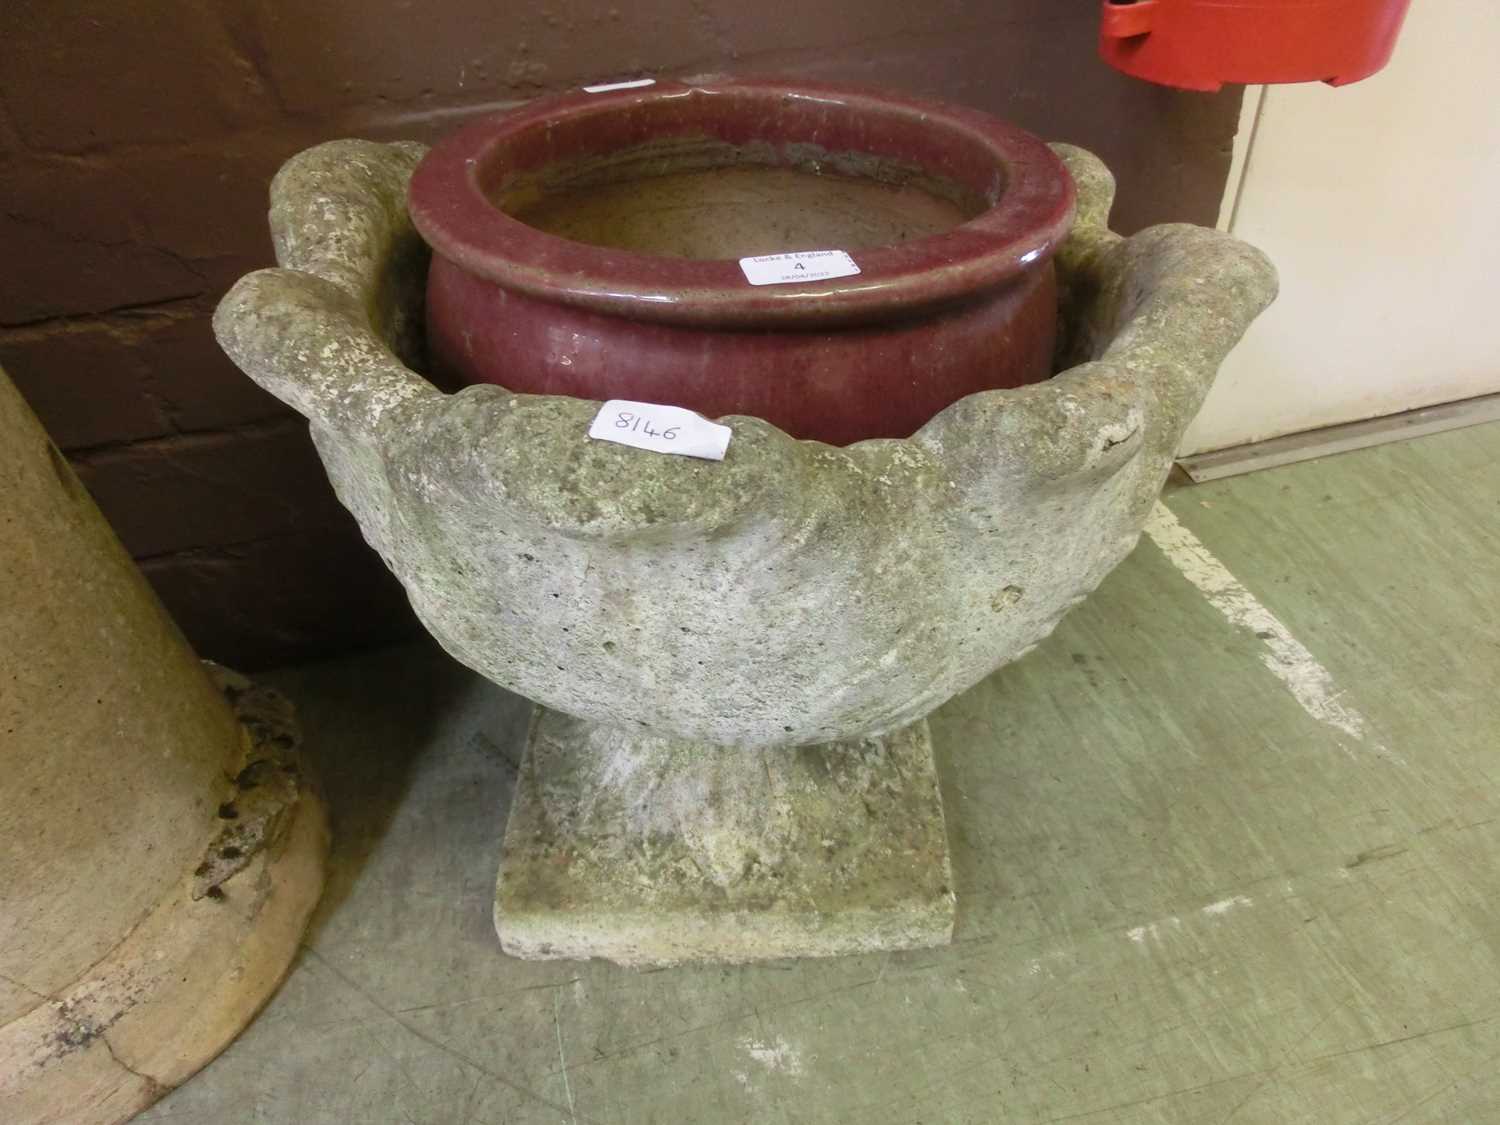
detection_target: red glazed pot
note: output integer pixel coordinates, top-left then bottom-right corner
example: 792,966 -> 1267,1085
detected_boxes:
408,78 -> 1075,446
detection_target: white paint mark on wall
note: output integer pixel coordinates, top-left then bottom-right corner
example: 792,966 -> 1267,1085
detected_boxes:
740,1036 -> 805,1077
1202,894 -> 1253,916
1143,502 -> 1398,763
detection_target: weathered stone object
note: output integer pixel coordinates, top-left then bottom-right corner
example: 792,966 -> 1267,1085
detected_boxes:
0,370 -> 327,1122
215,138 -> 1275,966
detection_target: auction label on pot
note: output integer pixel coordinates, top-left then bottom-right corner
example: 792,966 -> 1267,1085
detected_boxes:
739,250 -> 861,286
587,400 -> 732,461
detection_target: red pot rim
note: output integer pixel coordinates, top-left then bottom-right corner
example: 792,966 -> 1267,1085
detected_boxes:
407,77 -> 1076,327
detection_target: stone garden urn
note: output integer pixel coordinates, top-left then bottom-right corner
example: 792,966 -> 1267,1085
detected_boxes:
215,79 -> 1275,967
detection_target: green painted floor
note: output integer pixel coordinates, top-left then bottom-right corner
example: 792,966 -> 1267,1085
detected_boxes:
142,422 -> 1500,1124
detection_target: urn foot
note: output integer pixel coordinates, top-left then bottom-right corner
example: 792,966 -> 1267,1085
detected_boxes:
495,709 -> 955,967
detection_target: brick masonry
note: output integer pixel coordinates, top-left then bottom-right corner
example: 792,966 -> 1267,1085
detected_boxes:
0,0 -> 1245,669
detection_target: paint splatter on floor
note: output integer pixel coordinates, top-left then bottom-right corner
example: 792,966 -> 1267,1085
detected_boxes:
739,1036 -> 804,1077
1144,502 -> 1400,763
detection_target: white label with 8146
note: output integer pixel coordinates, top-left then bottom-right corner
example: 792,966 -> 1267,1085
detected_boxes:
587,399 -> 732,461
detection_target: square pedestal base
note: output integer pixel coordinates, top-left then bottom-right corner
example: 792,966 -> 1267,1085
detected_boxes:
495,709 -> 955,967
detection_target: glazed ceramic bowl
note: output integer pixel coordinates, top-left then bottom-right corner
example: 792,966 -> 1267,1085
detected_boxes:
407,78 -> 1076,445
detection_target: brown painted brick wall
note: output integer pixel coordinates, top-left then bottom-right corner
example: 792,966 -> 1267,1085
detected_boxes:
0,0 -> 1244,669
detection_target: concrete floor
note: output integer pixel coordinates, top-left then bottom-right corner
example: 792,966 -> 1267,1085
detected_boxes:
142,423 -> 1500,1124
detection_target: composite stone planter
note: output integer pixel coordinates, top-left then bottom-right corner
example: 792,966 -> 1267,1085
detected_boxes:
0,369 -> 326,1123
215,124 -> 1275,966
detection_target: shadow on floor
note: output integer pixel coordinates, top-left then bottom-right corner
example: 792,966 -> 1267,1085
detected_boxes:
265,640 -> 532,947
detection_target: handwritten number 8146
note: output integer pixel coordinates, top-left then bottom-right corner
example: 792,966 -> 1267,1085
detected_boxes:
615,412 -> 679,440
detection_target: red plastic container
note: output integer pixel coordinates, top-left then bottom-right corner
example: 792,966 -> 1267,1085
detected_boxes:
1100,0 -> 1413,92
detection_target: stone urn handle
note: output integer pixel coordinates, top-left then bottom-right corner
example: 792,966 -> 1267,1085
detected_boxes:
215,142 -> 440,443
